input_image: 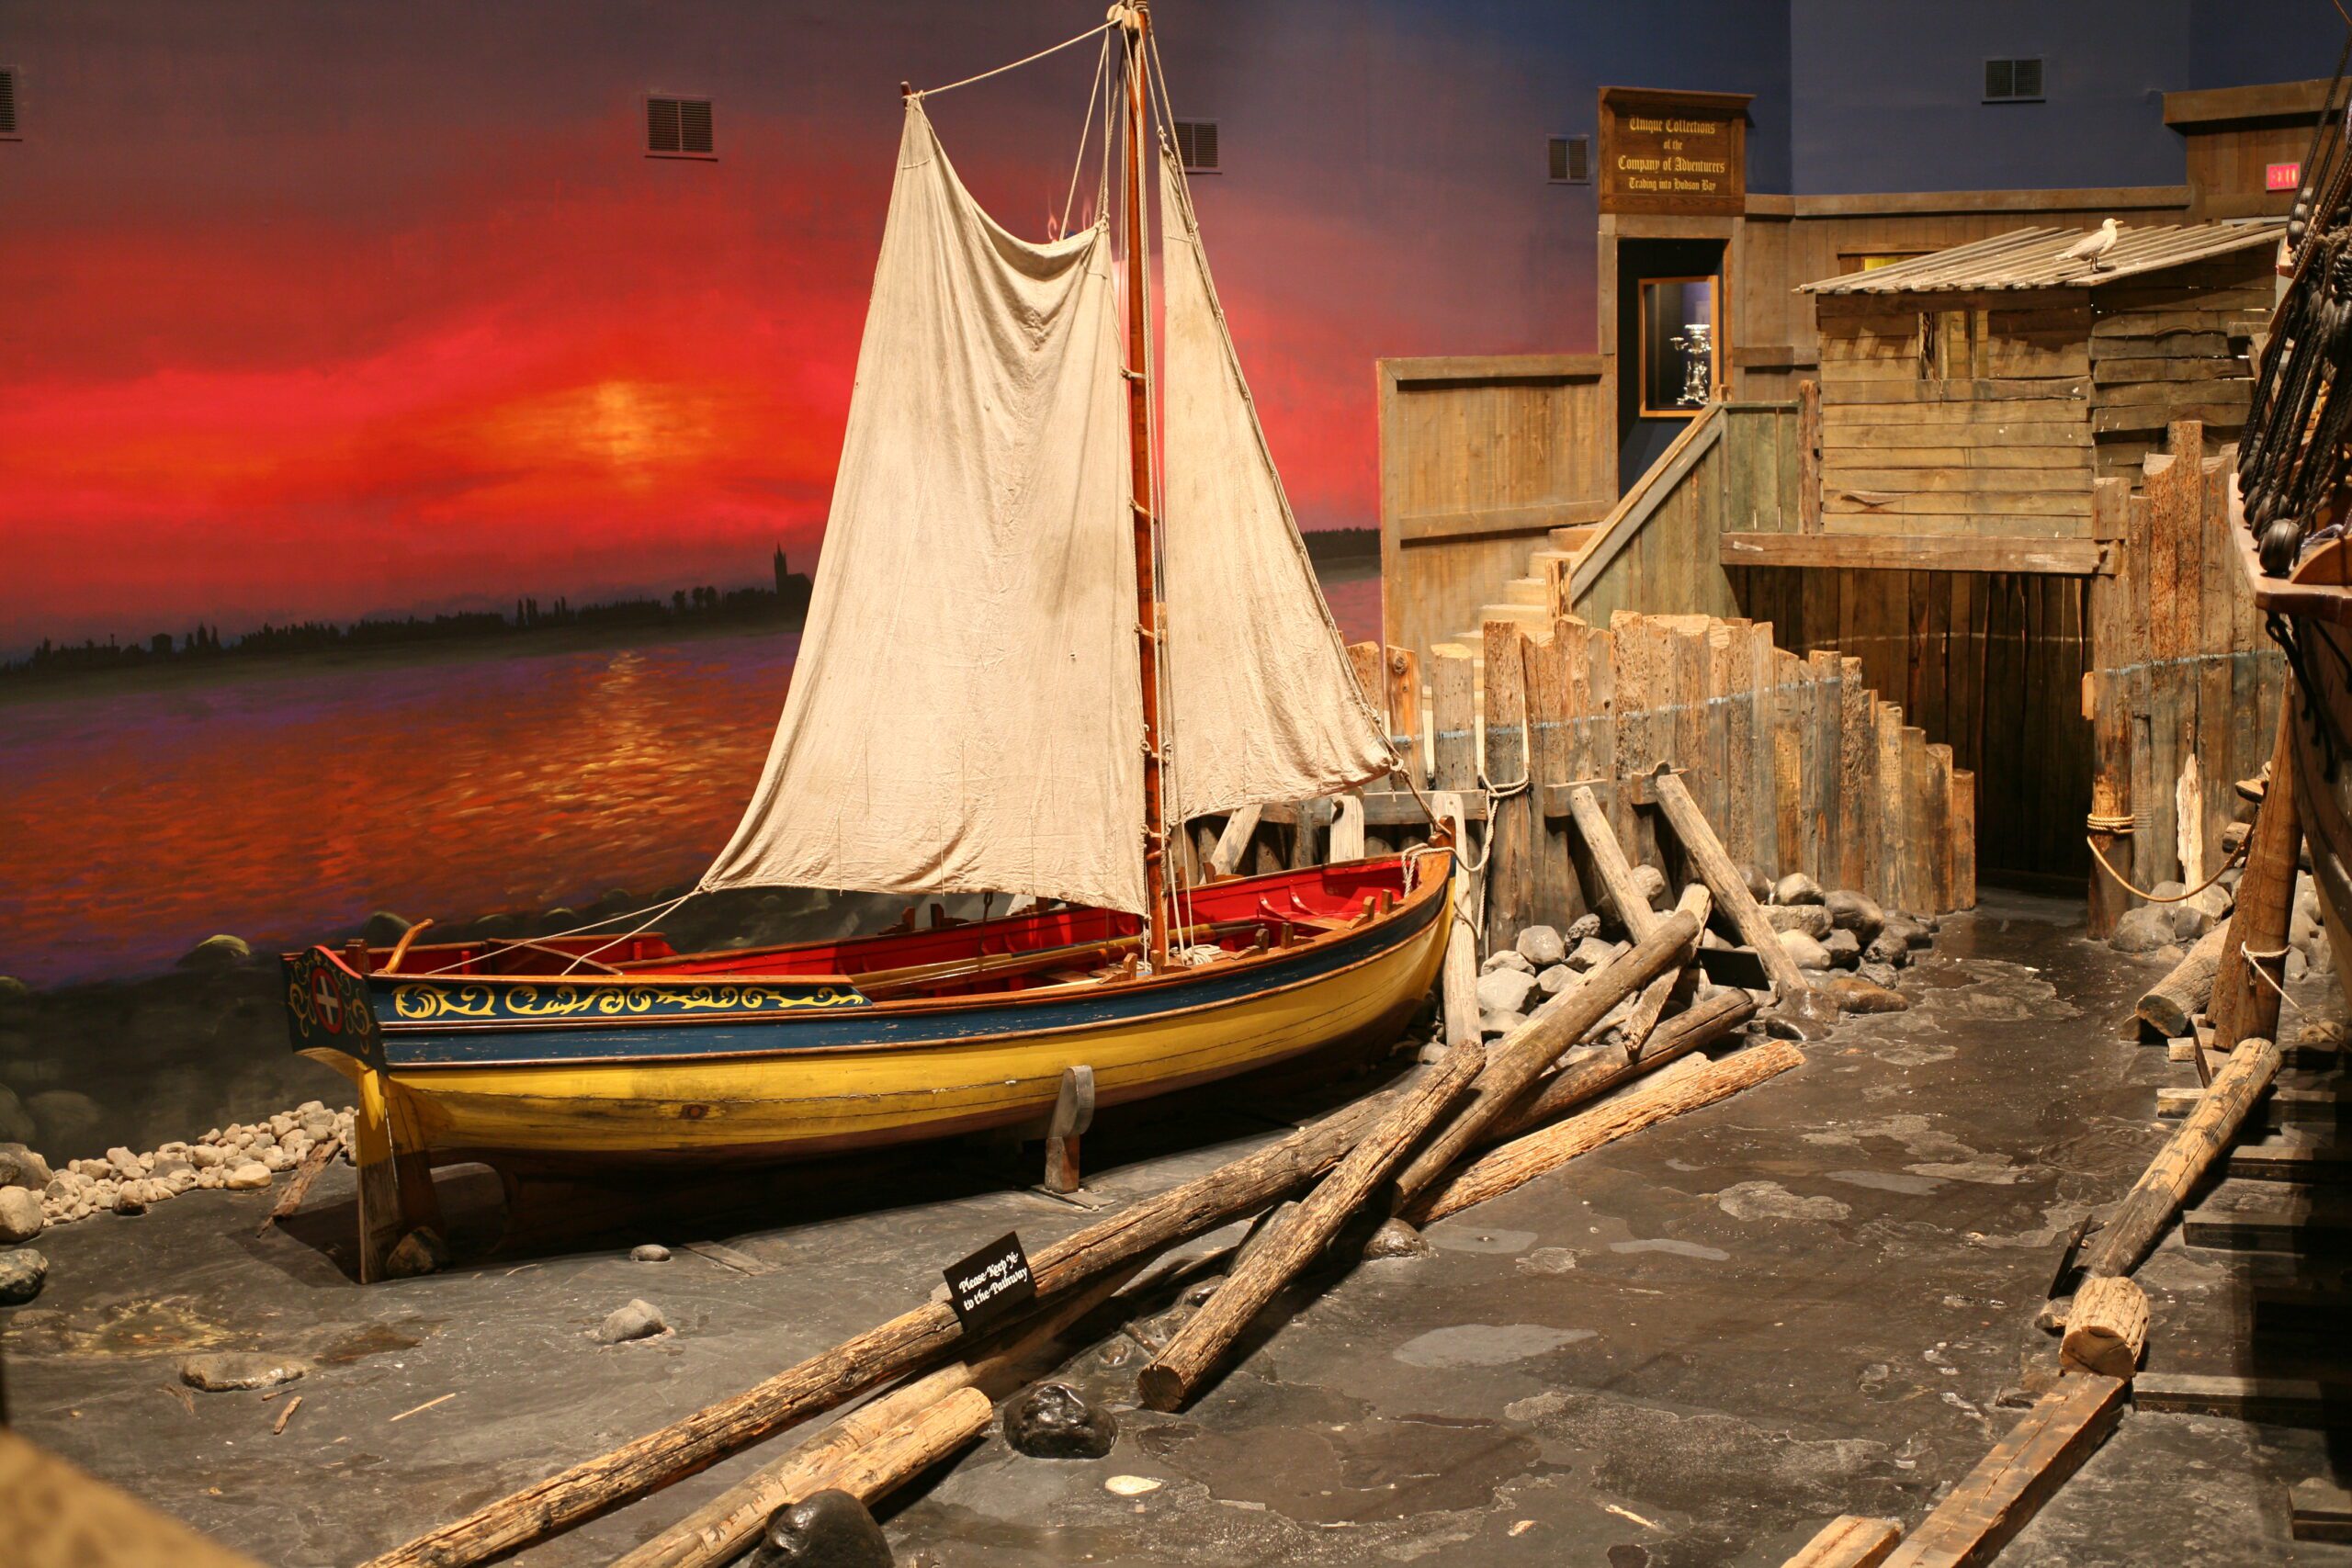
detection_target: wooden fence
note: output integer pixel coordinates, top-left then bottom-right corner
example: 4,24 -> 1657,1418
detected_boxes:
1187,614 -> 1976,958
2084,420 -> 2285,935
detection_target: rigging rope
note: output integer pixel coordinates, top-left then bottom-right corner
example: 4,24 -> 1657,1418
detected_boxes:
908,18 -> 1114,100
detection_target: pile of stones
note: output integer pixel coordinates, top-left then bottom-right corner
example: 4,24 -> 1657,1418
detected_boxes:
2106,861 -> 2335,984
28,1100 -> 356,1229
1470,868 -> 1937,1044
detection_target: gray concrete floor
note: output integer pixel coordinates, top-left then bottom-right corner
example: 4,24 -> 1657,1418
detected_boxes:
6,890 -> 2349,1566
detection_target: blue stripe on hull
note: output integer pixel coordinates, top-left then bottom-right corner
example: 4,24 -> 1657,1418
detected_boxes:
383,885 -> 1442,1069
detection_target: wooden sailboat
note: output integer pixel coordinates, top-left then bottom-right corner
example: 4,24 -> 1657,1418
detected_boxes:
279,6 -> 1453,1279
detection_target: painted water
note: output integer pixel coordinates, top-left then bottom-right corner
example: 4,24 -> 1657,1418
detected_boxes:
0,565 -> 1382,989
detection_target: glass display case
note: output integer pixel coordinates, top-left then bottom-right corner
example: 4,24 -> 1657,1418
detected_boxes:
1638,275 -> 1721,417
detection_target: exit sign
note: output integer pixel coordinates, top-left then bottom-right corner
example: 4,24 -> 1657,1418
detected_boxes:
2267,161 -> 2302,191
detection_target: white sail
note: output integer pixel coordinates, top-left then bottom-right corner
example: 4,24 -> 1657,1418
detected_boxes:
702,103 -> 1144,914
1158,147 -> 1392,825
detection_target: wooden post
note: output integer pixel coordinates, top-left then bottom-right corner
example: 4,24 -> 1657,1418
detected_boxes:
1484,619 -> 1534,953
1388,908 -> 1702,1204
2060,1276 -> 2149,1381
1408,1039 -> 1804,1224
1566,784 -> 1659,940
1623,885 -> 1711,1050
1042,1066 -> 1094,1195
2077,1034 -> 2283,1280
1650,768 -> 1809,993
2086,477 -> 2134,938
1838,656 -> 1872,896
1430,646 -> 1477,790
1328,795 -> 1366,863
2211,704 -> 2301,1052
363,1080 -> 1419,1568
1781,1516 -> 1899,1568
1432,790 -> 1480,1051
1384,647 -> 1425,789
1879,1375 -> 2127,1568
1136,1040 -> 1487,1411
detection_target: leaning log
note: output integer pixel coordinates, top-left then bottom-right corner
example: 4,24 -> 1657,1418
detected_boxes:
2136,925 -> 2227,1038
1135,1040 -> 1487,1412
616,1262 -> 1147,1568
2077,1033 -> 2284,1280
2060,1276 -> 2149,1381
2211,705 -> 2300,1051
1566,784 -> 1662,940
1651,769 -> 1809,994
1387,908 -> 1702,1205
1206,805 -> 1262,877
1623,886 -> 1712,1050
1490,984 -> 1757,1144
1408,1039 -> 1804,1224
364,1081 -> 1413,1568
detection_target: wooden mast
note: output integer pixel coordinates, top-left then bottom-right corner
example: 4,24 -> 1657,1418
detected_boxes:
1121,2 -> 1170,968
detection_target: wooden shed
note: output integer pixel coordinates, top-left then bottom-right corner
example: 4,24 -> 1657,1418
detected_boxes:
1797,220 -> 2280,533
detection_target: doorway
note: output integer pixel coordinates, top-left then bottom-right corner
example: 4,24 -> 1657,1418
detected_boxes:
1615,238 -> 1727,491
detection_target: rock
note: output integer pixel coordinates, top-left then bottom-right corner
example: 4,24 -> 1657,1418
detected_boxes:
1628,865 -> 1668,908
1566,913 -> 1601,942
1416,1042 -> 1450,1064
1825,889 -> 1884,943
1883,913 -> 1933,950
1001,1382 -> 1119,1460
1820,976 -> 1910,1013
177,933 -> 253,970
106,1146 -> 143,1179
1820,929 -> 1861,969
179,1351 -> 306,1392
1742,865 -> 1774,903
593,1298 -> 669,1344
2289,948 -> 2311,984
260,1145 -> 296,1173
2187,883 -> 2233,925
1779,931 -> 1831,972
1763,905 -> 1831,940
2109,905 -> 2176,955
1475,968 -> 1538,1015
2149,879 -> 2188,904
2169,901 -> 2215,940
1863,931 -> 1912,968
1480,951 -> 1532,976
747,1490 -> 893,1568
1515,924 -> 1566,967
0,1248 -> 46,1304
384,1227 -> 448,1279
1363,1218 -> 1430,1259
187,1144 -> 227,1169
1773,872 -> 1825,906
630,1243 -> 671,1263
1479,1010 -> 1526,1039
0,1144 -> 51,1190
1567,936 -> 1617,972
1859,962 -> 1899,989
1535,964 -> 1574,997
1758,988 -> 1840,1040
223,1161 -> 272,1190
0,1187 -> 42,1243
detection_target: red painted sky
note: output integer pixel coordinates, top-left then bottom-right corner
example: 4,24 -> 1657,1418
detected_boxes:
0,4 -> 1595,649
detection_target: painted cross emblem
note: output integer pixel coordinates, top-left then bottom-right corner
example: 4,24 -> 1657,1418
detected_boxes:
311,968 -> 345,1033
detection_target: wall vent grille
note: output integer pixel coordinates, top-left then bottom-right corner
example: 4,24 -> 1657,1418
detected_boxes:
1548,134 -> 1589,184
1173,118 -> 1218,173
648,95 -> 715,157
0,69 -> 18,138
1983,58 -> 2044,103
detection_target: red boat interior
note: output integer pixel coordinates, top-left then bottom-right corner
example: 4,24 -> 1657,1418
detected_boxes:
346,856 -> 1434,1003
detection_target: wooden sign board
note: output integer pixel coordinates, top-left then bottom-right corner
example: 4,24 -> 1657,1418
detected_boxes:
1599,87 -> 1751,216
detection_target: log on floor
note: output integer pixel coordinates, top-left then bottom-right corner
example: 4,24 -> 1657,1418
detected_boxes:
1136,1042 -> 1486,1412
2080,1034 -> 2283,1280
1880,1373 -> 2127,1568
2059,1276 -> 2148,1381
1490,985 -> 1758,1144
2135,925 -> 2227,1039
1781,1514 -> 1902,1568
1407,1039 -> 1804,1225
364,1081 -> 1415,1568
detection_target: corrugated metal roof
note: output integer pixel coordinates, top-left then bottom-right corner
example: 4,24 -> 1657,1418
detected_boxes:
1800,220 -> 2285,295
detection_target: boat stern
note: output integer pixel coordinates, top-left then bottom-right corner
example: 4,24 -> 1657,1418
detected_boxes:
280,946 -> 386,1077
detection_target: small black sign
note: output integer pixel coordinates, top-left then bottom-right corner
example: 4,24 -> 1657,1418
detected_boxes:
943,1231 -> 1036,1332
1694,944 -> 1772,991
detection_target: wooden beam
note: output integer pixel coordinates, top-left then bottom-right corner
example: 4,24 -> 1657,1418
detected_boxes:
1396,498 -> 1612,545
1781,1516 -> 1902,1568
2132,1372 -> 2352,1426
1383,353 -> 1603,387
1721,532 -> 2111,576
2163,78 -> 2334,127
1570,405 -> 1726,601
1880,1375 -> 2128,1568
1790,186 -> 2189,218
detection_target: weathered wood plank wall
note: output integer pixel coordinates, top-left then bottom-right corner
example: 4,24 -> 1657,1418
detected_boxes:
1375,355 -> 1615,671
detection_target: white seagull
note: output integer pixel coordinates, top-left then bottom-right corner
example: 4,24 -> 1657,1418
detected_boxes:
2061,218 -> 2121,274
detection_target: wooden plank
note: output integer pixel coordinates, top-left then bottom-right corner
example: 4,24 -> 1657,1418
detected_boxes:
1951,768 -> 1976,907
1797,378 -> 1822,530
1821,377 -> 2087,405
1820,468 -> 2094,495
1928,743 -> 1956,913
1781,1517 -> 1902,1568
1721,534 -> 2109,576
1838,656 -> 1873,895
1483,620 -> 1533,953
1873,703 -> 1905,908
1522,631 -> 1583,930
1825,491 -> 2093,518
1902,728 -> 1932,916
1430,647 -> 1476,790
1879,1374 -> 2128,1568
2290,1477 -> 2352,1541
2132,1372 -> 2352,1427
1810,649 -> 1844,886
1775,654 -> 1807,879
